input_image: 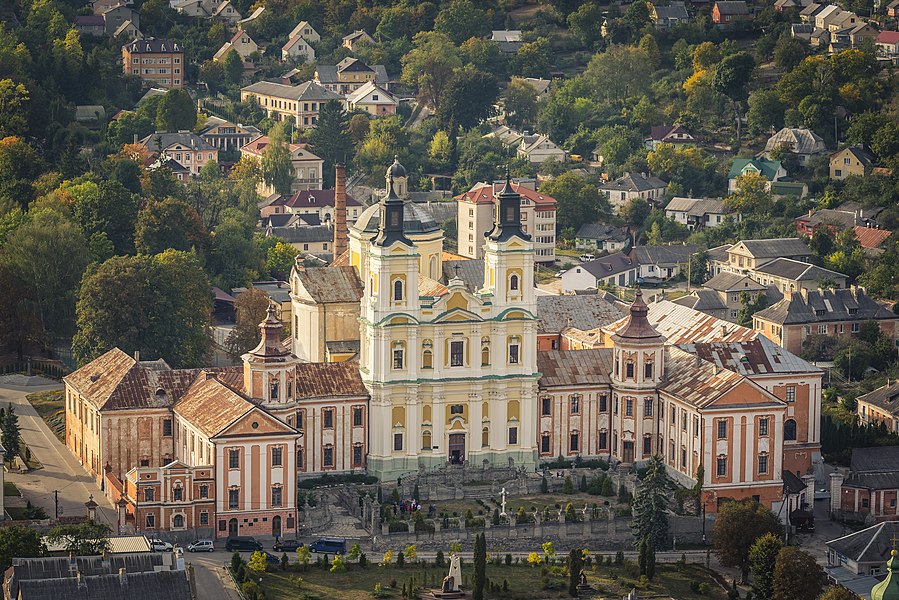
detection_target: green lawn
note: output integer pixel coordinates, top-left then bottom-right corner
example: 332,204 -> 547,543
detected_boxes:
26,390 -> 64,442
3,481 -> 20,496
254,561 -> 726,600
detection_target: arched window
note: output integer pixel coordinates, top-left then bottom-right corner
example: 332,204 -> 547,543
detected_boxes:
173,484 -> 183,501
422,430 -> 432,450
422,350 -> 433,369
393,279 -> 404,301
429,255 -> 438,279
784,419 -> 797,441
481,346 -> 490,367
510,274 -> 520,291
173,514 -> 184,529
482,427 -> 489,447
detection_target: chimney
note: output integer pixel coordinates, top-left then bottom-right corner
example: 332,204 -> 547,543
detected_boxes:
134,350 -> 140,361
333,163 -> 348,260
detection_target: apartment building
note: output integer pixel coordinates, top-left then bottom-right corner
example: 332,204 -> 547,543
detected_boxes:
240,80 -> 343,128
122,38 -> 184,89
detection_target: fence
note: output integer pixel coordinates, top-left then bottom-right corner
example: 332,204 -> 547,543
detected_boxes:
0,358 -> 70,380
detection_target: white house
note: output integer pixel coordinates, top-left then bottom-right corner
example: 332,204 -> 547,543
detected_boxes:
560,252 -> 638,293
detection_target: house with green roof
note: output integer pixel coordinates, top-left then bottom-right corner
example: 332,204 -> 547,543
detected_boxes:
728,158 -> 787,193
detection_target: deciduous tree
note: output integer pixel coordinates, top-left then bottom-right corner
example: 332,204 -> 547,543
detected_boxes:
261,122 -> 294,196
503,79 -> 538,130
155,89 -> 197,132
0,526 -> 42,570
225,287 -> 271,358
772,547 -> 825,600
401,32 -> 461,110
135,197 -> 208,255
713,499 -> 781,583
749,532 -> 783,600
541,172 -> 611,232
46,523 -> 111,556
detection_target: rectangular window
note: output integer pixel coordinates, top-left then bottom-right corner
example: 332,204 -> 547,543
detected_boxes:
717,420 -> 727,439
228,489 -> 239,509
626,363 -> 634,378
353,407 -> 363,427
295,410 -> 304,429
759,418 -> 769,436
394,433 -> 403,451
644,363 -> 653,379
353,445 -> 363,466
508,427 -> 518,445
146,514 -> 155,528
716,457 -> 727,477
450,340 -> 464,367
598,430 -> 607,449
173,486 -> 183,501
272,447 -> 283,466
625,398 -> 633,416
681,412 -> 687,431
271,487 -> 282,507
508,343 -> 520,364
393,349 -> 404,369
228,449 -> 239,469
851,322 -> 860,333
643,436 -> 652,456
818,324 -> 827,334
758,454 -> 768,475
693,415 -> 700,437
571,396 -> 580,414
199,485 -> 208,499
163,418 -> 172,436
144,488 -> 155,502
644,399 -> 653,417
600,395 -> 608,412
786,385 -> 796,402
570,433 -> 579,452
323,447 -> 334,466
541,397 -> 552,416
323,409 -> 334,428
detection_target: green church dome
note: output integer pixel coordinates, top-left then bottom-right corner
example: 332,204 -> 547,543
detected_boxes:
872,550 -> 899,600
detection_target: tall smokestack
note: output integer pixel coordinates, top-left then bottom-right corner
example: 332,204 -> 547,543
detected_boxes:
333,163 -> 348,260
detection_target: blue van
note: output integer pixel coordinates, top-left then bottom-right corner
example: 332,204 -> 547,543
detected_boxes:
309,537 -> 346,554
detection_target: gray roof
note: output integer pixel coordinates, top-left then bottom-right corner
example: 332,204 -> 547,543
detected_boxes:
442,259 -> 484,293
268,225 -> 333,243
576,223 -> 630,242
123,38 -> 181,53
8,554 -> 191,600
241,80 -> 342,102
139,131 -> 215,152
294,266 -> 363,303
704,271 -> 766,293
827,522 -> 899,565
734,238 -> 811,259
579,252 -> 638,279
665,197 -> 730,217
316,60 -> 388,86
707,244 -> 732,263
753,258 -> 846,282
764,127 -> 825,155
353,200 -> 441,237
537,348 -> 614,388
536,294 -> 625,334
754,287 -> 897,325
715,0 -> 749,14
852,445 -> 899,473
599,172 -> 667,193
632,244 -> 701,267
672,289 -> 727,312
857,383 -> 899,419
677,337 -> 821,376
654,2 -> 690,19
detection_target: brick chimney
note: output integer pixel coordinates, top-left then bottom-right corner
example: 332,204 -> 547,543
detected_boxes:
333,163 -> 348,260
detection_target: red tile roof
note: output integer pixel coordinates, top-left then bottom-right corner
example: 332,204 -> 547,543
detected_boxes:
456,182 -> 556,209
853,226 -> 892,249
877,30 -> 899,44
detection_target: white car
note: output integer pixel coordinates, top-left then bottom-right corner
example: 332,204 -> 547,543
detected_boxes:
187,539 -> 215,552
148,538 -> 173,552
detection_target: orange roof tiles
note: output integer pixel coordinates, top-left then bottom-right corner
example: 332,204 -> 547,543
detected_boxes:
853,226 -> 891,249
295,362 -> 367,398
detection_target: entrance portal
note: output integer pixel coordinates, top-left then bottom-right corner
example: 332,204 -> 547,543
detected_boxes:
272,516 -> 281,538
622,441 -> 635,464
448,433 -> 465,464
228,518 -> 238,537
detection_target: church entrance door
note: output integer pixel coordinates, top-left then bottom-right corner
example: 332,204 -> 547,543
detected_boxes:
448,434 -> 465,464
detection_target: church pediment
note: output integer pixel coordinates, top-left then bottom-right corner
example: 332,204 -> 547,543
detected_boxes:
215,407 -> 296,438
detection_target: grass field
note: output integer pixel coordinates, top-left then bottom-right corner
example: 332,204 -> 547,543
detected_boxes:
4,482 -> 20,496
26,390 -> 64,442
254,561 -> 727,600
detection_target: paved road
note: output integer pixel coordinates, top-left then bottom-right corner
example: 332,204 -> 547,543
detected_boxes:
0,379 -> 117,526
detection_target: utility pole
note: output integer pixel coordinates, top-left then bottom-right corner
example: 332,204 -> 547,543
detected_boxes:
54,490 -> 59,520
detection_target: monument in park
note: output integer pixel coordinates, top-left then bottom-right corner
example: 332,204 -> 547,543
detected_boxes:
427,554 -> 467,599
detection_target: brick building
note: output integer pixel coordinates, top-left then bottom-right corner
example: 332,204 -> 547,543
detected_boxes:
122,38 -> 184,89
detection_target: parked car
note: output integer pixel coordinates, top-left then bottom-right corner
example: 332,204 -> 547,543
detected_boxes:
308,537 -> 346,554
225,536 -> 264,552
148,538 -> 173,552
273,539 -> 303,552
261,552 -> 281,565
187,540 -> 215,553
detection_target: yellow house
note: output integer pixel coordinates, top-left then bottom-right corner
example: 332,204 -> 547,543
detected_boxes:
830,145 -> 875,179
